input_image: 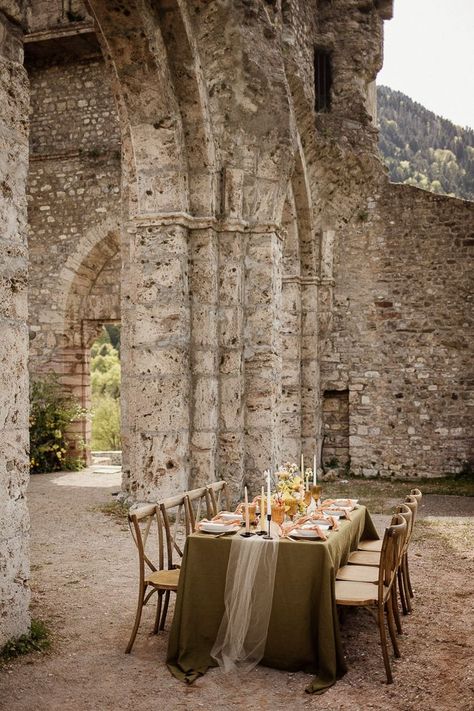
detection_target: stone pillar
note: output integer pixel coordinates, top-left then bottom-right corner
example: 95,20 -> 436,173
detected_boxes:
0,10 -> 30,646
217,230 -> 245,497
121,220 -> 191,501
281,274 -> 302,462
244,231 -> 282,492
188,228 -> 219,488
301,277 -> 320,461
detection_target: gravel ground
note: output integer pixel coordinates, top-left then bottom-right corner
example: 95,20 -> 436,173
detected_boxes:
1,470 -> 473,711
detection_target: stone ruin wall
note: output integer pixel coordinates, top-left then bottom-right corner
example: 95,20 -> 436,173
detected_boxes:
324,184 -> 473,477
0,6 -> 30,647
1,0 -> 473,648
26,34 -> 122,458
24,0 -> 473,489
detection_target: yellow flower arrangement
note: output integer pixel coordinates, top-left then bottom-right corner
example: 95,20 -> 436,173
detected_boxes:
275,463 -> 306,516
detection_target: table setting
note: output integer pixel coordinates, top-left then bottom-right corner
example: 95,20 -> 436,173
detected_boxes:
167,458 -> 379,693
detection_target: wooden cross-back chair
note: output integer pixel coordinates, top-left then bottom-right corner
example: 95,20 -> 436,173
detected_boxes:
185,486 -> 213,529
401,494 -> 419,604
337,505 -> 412,636
125,494 -> 189,654
335,514 -> 407,684
207,480 -> 231,517
394,502 -> 415,616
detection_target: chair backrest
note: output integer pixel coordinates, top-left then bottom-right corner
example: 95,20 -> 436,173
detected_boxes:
410,488 -> 422,504
207,480 -> 231,516
184,486 -> 213,529
128,504 -> 160,587
404,494 -> 418,528
395,503 -> 413,555
159,493 -> 191,570
378,514 -> 407,598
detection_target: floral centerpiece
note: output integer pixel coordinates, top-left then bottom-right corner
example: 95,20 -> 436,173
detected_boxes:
274,462 -> 312,517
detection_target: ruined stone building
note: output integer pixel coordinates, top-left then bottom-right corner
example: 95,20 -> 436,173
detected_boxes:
1,0 -> 472,644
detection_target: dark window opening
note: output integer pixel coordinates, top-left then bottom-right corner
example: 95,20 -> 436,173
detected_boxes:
314,48 -> 332,113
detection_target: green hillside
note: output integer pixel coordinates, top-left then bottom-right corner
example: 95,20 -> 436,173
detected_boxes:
377,85 -> 474,201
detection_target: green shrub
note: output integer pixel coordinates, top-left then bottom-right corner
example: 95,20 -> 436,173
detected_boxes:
0,619 -> 50,662
29,375 -> 86,473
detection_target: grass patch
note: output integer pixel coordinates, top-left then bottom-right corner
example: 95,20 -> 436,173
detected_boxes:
95,499 -> 130,521
0,619 -> 50,663
414,517 -> 474,555
321,474 -> 474,515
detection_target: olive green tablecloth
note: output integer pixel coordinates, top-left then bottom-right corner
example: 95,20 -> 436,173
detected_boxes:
167,506 -> 378,693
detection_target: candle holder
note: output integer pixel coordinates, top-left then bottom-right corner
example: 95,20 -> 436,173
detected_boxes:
263,514 -> 273,539
240,530 -> 255,538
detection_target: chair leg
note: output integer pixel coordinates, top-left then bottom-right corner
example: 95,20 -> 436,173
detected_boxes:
159,590 -> 171,631
153,590 -> 164,635
125,584 -> 146,654
405,554 -> 414,598
392,577 -> 403,634
377,603 -> 393,684
402,556 -> 413,613
397,566 -> 408,616
386,597 -> 401,658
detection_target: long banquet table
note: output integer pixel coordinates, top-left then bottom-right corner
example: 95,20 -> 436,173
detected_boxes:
167,505 -> 378,693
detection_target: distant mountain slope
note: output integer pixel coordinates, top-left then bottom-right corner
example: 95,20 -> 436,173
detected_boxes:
377,85 -> 474,201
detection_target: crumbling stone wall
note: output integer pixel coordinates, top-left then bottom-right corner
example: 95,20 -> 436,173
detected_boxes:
326,183 -> 473,477
26,40 -> 121,458
0,6 -> 30,646
20,0 -> 474,500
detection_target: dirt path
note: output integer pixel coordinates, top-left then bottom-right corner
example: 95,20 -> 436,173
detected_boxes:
1,470 -> 473,711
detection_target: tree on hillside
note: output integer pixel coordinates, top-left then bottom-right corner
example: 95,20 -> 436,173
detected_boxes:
377,85 -> 474,201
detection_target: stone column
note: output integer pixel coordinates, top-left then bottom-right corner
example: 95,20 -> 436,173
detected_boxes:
120,220 -> 191,501
244,231 -> 283,492
280,274 -> 302,462
217,230 -> 245,497
188,227 -> 219,488
301,277 -> 320,461
0,10 -> 30,645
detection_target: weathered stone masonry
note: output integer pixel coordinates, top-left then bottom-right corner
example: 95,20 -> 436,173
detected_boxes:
26,33 -> 122,458
0,5 -> 30,646
0,0 -> 472,644
25,0 -> 474,493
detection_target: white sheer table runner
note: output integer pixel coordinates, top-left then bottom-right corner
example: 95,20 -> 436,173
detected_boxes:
211,534 -> 279,673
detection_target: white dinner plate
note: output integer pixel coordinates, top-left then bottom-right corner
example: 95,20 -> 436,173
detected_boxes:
303,521 -> 331,530
290,528 -> 328,539
199,522 -> 239,534
333,499 -> 359,507
218,512 -> 243,522
323,510 -> 345,519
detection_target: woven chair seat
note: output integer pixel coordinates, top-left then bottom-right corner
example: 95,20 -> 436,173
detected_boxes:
336,564 -> 379,583
147,569 -> 180,590
336,580 -> 388,605
357,539 -> 383,552
348,549 -> 381,566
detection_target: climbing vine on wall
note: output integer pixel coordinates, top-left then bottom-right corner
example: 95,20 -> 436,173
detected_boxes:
29,375 -> 86,473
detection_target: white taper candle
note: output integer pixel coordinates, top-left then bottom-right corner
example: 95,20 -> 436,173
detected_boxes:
244,485 -> 250,532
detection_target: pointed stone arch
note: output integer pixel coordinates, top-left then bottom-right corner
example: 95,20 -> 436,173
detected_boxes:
84,0 -> 218,218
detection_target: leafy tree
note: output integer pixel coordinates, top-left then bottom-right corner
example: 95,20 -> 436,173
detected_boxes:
91,395 -> 121,450
378,86 -> 474,201
90,326 -> 121,450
